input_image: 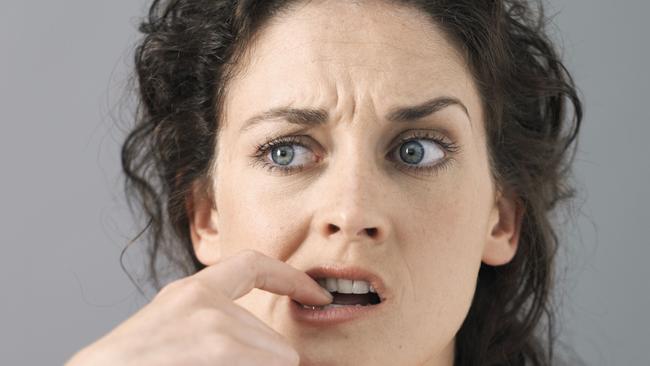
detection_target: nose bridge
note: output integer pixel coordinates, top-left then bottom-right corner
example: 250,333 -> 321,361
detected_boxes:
315,136 -> 390,244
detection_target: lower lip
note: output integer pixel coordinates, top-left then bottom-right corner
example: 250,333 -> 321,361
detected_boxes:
289,299 -> 387,326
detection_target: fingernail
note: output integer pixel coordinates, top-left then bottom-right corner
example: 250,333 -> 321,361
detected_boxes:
319,287 -> 333,301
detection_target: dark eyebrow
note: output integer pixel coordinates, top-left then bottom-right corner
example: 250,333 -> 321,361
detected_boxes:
386,96 -> 470,126
240,107 -> 329,133
239,96 -> 470,133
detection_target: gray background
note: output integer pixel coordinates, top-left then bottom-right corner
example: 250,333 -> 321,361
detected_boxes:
1,1 -> 648,365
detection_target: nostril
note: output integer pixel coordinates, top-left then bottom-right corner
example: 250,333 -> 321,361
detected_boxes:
365,227 -> 378,237
325,224 -> 379,239
328,223 -> 340,234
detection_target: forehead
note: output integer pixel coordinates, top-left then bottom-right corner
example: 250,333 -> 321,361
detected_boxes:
223,0 -> 476,129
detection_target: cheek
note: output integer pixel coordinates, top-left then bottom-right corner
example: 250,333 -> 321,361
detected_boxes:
215,166 -> 305,257
401,186 -> 484,297
402,205 -> 482,302
401,166 -> 487,257
395,167 -> 489,339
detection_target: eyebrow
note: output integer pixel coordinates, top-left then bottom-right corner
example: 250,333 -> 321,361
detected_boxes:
239,96 -> 471,133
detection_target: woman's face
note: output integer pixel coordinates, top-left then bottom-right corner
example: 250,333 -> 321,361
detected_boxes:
190,1 -> 521,365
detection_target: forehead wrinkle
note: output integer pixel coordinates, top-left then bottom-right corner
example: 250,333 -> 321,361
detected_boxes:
227,0 -> 479,141
332,69 -> 359,128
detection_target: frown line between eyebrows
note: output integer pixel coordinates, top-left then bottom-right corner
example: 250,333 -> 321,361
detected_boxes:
238,96 -> 471,133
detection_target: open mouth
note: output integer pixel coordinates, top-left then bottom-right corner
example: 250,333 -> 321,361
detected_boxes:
291,266 -> 388,324
300,277 -> 382,310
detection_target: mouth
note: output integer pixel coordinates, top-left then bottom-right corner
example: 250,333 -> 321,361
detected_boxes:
289,265 -> 389,325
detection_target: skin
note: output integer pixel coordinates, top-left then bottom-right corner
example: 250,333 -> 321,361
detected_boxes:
189,1 -> 524,365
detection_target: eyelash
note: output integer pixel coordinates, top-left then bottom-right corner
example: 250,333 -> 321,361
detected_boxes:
250,130 -> 460,177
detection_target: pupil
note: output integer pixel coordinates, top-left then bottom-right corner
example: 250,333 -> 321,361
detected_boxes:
400,141 -> 424,164
271,146 -> 294,165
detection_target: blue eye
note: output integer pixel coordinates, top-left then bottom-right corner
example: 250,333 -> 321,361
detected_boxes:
270,145 -> 294,165
269,144 -> 313,167
251,131 -> 459,176
396,139 -> 444,166
249,135 -> 316,175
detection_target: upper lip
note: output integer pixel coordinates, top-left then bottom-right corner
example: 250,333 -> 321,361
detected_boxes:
305,264 -> 389,302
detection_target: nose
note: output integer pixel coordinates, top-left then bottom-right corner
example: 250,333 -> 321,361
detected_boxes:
314,153 -> 391,245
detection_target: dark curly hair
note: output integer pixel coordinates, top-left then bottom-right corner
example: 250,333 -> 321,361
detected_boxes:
119,0 -> 584,365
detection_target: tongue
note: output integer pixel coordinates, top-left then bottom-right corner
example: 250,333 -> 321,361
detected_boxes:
331,292 -> 373,306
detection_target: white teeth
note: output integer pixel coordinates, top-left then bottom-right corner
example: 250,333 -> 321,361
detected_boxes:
301,303 -> 365,310
352,280 -> 369,294
337,279 -> 353,293
325,278 -> 338,292
317,278 -> 376,294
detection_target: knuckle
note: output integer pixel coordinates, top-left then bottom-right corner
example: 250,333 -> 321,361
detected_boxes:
181,278 -> 210,298
162,278 -> 214,307
237,249 -> 263,284
156,279 -> 183,297
239,249 -> 262,264
193,308 -> 229,329
153,279 -> 191,305
154,278 -> 221,310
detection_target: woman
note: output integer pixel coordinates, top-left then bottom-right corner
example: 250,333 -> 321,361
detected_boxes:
66,0 -> 583,365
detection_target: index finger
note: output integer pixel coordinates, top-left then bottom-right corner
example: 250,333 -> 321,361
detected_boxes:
194,249 -> 333,306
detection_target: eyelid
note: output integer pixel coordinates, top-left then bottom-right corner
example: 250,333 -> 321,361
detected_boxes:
391,128 -> 452,145
387,129 -> 458,155
251,134 -> 312,156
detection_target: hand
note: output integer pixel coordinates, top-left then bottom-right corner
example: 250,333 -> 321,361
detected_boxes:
64,249 -> 333,366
